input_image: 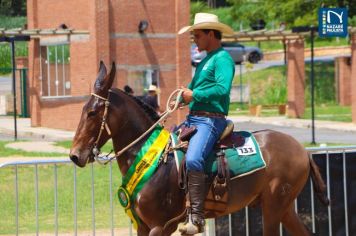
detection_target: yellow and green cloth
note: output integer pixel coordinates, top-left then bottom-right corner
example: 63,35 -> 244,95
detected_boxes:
117,126 -> 170,229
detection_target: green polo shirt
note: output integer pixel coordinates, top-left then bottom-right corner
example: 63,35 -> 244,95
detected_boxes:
188,47 -> 235,115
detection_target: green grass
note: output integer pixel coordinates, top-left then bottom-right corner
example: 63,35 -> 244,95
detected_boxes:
304,142 -> 353,147
56,140 -> 113,153
229,103 -> 352,123
229,103 -> 282,117
0,163 -> 128,234
0,140 -> 114,158
0,141 -> 67,157
0,15 -> 26,28
0,15 -> 28,73
302,105 -> 352,122
0,42 -> 28,74
233,64 -> 287,105
234,61 -> 337,106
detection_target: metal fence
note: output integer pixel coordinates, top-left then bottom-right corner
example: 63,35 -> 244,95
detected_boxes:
215,145 -> 356,236
1,146 -> 356,236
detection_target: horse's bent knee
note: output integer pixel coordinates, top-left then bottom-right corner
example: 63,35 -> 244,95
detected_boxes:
149,226 -> 163,236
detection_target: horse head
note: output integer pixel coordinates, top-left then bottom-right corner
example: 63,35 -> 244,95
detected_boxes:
69,61 -> 116,167
69,61 -> 159,169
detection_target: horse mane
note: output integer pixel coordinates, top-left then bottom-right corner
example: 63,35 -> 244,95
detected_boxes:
109,88 -> 160,122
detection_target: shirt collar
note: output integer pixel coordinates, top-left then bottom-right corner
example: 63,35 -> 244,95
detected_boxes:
207,47 -> 223,56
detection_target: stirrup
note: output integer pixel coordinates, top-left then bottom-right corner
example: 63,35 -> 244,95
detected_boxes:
178,214 -> 204,235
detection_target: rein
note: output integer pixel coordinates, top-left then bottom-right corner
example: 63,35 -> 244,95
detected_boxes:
91,89 -> 185,165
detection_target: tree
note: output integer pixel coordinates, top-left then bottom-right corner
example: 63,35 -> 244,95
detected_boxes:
191,0 -> 230,8
0,0 -> 26,16
11,0 -> 25,16
207,0 -> 216,8
226,0 -> 355,30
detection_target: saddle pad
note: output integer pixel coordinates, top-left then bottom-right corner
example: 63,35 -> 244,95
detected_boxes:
204,131 -> 266,178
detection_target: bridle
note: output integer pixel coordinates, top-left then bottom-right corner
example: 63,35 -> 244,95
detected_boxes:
90,92 -> 113,164
90,89 -> 185,165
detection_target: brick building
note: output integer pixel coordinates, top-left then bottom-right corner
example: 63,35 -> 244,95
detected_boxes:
27,0 -> 191,130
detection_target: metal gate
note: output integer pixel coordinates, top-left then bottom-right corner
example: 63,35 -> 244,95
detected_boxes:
0,67 -> 29,117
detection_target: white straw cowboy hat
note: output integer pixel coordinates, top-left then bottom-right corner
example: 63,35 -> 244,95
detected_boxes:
148,85 -> 157,91
145,84 -> 160,93
178,13 -> 234,36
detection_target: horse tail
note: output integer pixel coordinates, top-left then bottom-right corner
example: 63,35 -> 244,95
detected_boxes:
308,155 -> 330,206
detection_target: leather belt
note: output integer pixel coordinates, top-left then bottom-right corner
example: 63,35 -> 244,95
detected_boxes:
190,110 -> 225,118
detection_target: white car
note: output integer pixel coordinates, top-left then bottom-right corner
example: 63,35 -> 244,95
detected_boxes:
191,42 -> 263,66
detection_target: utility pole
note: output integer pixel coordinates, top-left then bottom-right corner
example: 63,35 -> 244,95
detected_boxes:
310,26 -> 316,144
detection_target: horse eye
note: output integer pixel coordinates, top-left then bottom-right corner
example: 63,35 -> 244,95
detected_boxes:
87,110 -> 96,118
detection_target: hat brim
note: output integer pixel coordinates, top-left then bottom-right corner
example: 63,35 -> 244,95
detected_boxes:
178,22 -> 234,36
144,88 -> 161,94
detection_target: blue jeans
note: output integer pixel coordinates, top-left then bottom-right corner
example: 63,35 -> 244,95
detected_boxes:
184,115 -> 227,172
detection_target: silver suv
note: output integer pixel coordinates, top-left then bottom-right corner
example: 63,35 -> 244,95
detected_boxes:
191,42 -> 263,66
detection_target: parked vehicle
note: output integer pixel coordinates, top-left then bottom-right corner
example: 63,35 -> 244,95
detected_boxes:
191,42 -> 263,66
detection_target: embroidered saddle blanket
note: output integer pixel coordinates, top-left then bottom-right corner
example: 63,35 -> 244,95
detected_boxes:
172,131 -> 266,179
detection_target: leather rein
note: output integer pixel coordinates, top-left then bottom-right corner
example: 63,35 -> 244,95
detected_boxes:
90,89 -> 185,165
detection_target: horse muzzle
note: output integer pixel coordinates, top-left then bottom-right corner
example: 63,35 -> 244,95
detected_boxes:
69,149 -> 94,167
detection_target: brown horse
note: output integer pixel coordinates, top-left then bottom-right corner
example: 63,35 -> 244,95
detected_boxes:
70,62 -> 328,236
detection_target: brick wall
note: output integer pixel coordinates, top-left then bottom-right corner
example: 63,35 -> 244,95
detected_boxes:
335,56 -> 351,106
286,39 -> 305,118
28,0 -> 190,130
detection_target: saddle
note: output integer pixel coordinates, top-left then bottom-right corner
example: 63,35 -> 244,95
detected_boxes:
177,120 -> 245,214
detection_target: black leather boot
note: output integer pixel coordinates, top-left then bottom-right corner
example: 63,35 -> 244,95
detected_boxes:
178,170 -> 206,235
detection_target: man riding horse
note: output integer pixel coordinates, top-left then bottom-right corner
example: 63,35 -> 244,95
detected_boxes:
70,12 -> 329,236
177,12 -> 235,235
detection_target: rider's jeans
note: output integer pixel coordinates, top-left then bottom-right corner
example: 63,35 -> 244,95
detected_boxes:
184,115 -> 227,172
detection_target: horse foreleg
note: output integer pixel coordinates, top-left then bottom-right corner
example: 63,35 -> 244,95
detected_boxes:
148,226 -> 163,236
137,223 -> 150,236
149,225 -> 178,236
281,205 -> 311,236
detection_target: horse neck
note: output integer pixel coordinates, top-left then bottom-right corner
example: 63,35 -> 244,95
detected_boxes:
109,93 -> 157,176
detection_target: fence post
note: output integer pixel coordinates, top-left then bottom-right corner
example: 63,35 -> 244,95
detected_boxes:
20,68 -> 29,117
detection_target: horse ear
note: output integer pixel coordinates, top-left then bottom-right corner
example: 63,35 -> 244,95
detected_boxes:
107,62 -> 116,88
94,61 -> 107,93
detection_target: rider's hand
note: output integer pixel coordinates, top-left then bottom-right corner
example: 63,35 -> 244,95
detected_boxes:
181,87 -> 193,103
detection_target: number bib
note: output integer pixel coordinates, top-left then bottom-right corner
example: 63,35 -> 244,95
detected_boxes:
236,136 -> 257,156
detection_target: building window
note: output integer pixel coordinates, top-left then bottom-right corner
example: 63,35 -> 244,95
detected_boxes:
39,44 -> 70,97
